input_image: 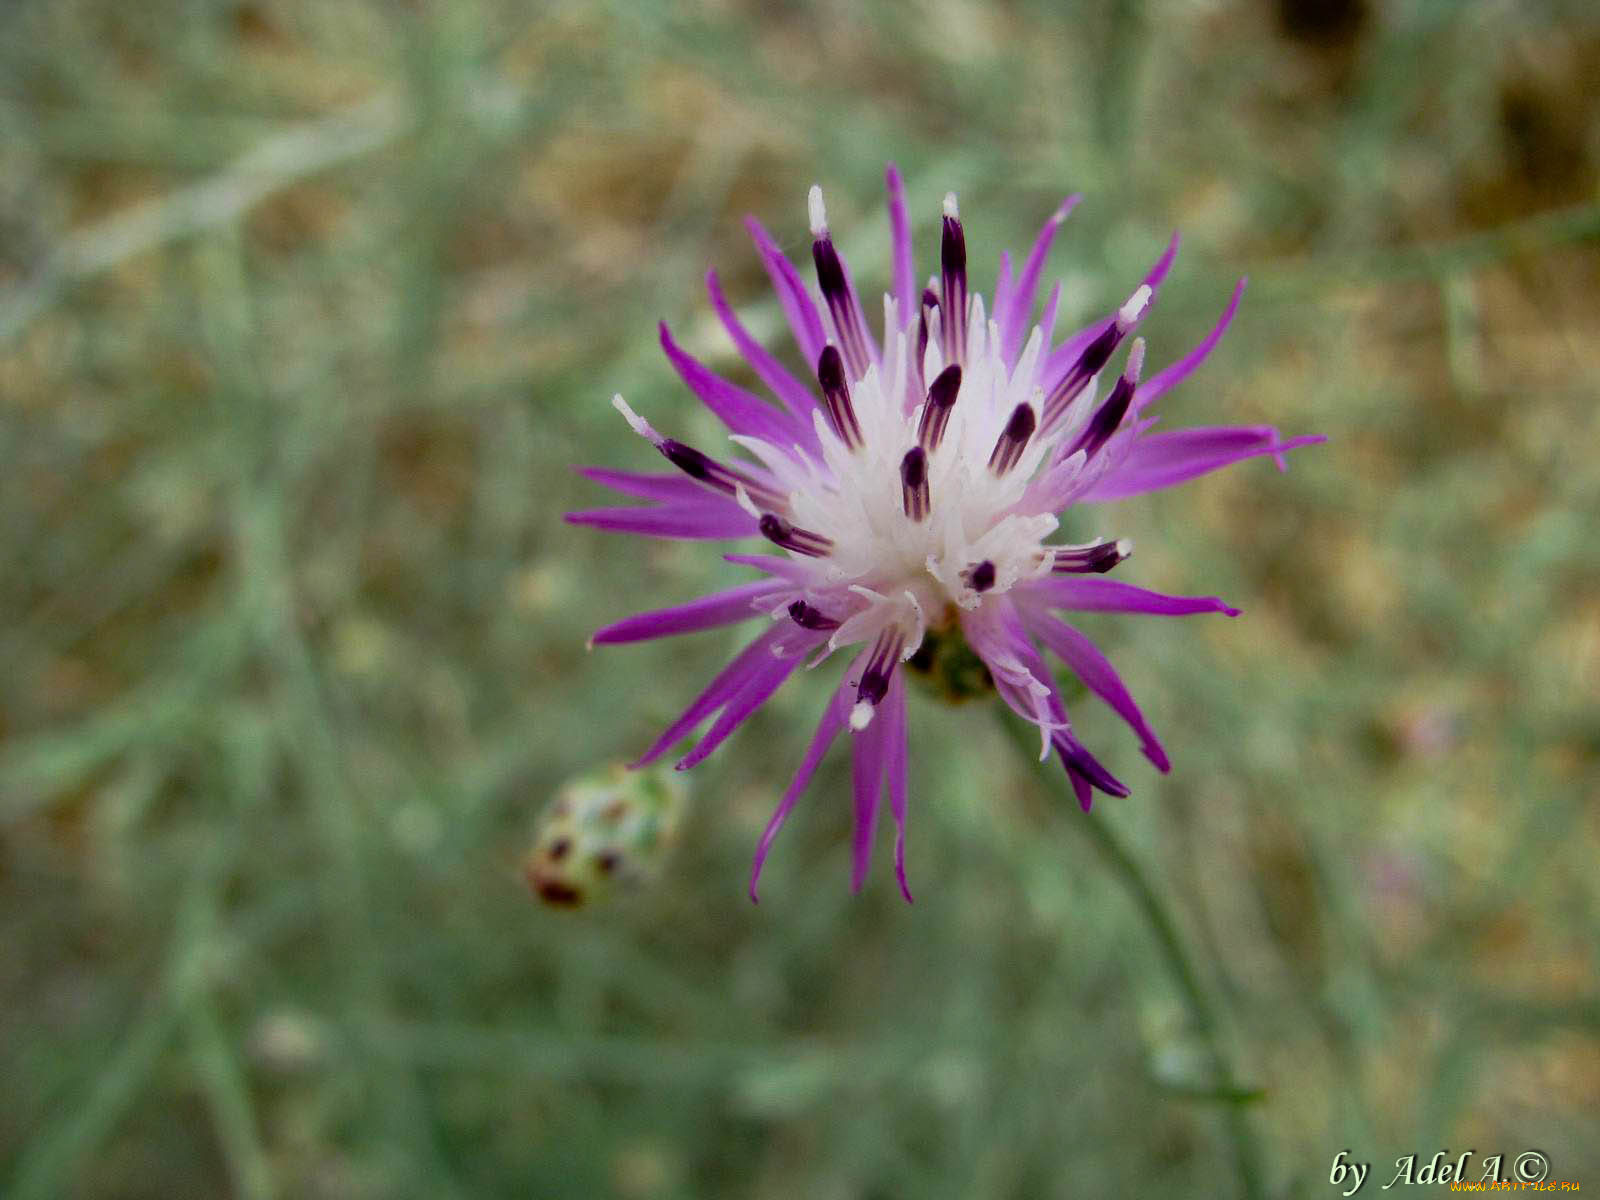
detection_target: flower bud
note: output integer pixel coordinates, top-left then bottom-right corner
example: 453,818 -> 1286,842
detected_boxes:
524,763 -> 687,908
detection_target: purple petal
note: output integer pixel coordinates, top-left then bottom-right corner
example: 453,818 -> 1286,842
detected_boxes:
1078,426 -> 1326,502
564,500 -> 756,541
1021,608 -> 1170,771
749,675 -> 853,902
705,269 -> 823,443
885,163 -> 917,322
962,600 -> 1133,805
632,629 -> 786,767
1066,765 -> 1093,812
659,322 -> 808,450
744,216 -> 827,368
1037,281 -> 1062,349
675,643 -> 804,771
998,195 -> 1080,364
880,671 -> 912,903
850,680 -> 892,894
574,466 -> 708,503
1133,277 -> 1244,414
590,581 -> 778,646
1021,577 -> 1240,618
722,552 -> 815,583
991,250 -> 1014,338
1144,230 -> 1181,290
960,598 -> 1066,742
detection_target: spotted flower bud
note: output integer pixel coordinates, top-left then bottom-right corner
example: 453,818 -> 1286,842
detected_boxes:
524,763 -> 687,908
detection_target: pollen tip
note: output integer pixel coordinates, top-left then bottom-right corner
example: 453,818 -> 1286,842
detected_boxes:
1118,284 -> 1153,328
849,701 -> 875,731
1115,538 -> 1134,557
1125,337 -> 1147,380
807,184 -> 827,236
611,394 -> 659,444
942,191 -> 959,219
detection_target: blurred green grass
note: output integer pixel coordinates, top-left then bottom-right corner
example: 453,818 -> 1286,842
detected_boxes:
2,1 -> 1598,1197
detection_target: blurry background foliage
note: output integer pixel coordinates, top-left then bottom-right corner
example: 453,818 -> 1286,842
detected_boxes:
2,0 -> 1598,1197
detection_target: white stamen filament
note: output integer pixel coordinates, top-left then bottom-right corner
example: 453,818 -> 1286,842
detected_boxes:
612,394 -> 660,444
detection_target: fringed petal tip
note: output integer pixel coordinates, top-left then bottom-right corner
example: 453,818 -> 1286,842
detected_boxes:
1145,230 -> 1181,290
1272,433 -> 1328,471
1070,769 -> 1094,812
894,851 -> 914,904
746,676 -> 853,903
1024,577 -> 1241,619
564,502 -> 758,541
589,581 -> 775,647
1055,731 -> 1132,803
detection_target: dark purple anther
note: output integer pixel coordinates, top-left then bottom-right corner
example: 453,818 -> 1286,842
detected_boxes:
1049,540 -> 1131,574
857,668 -> 889,706
788,600 -> 841,630
812,235 -> 872,380
940,198 -> 967,365
1042,325 -> 1118,427
900,446 -> 929,521
852,627 -> 905,720
759,513 -> 833,557
1042,285 -> 1151,428
916,364 -> 961,451
660,439 -> 715,481
1071,375 -> 1134,460
658,438 -> 784,509
988,402 -> 1037,475
963,560 -> 996,593
816,344 -> 862,449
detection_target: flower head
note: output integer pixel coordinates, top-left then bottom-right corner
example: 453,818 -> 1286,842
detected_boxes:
569,165 -> 1322,902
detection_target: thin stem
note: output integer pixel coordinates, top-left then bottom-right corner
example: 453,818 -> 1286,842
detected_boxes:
999,714 -> 1266,1200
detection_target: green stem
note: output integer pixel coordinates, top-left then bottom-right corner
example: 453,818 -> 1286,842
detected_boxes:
999,715 -> 1266,1200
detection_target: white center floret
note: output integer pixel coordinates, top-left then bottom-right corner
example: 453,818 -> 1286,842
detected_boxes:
773,285 -> 1104,662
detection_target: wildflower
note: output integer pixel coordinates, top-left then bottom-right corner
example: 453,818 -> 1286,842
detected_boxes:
568,166 -> 1321,902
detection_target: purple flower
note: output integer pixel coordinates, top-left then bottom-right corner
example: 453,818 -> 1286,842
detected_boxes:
569,165 -> 1322,902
